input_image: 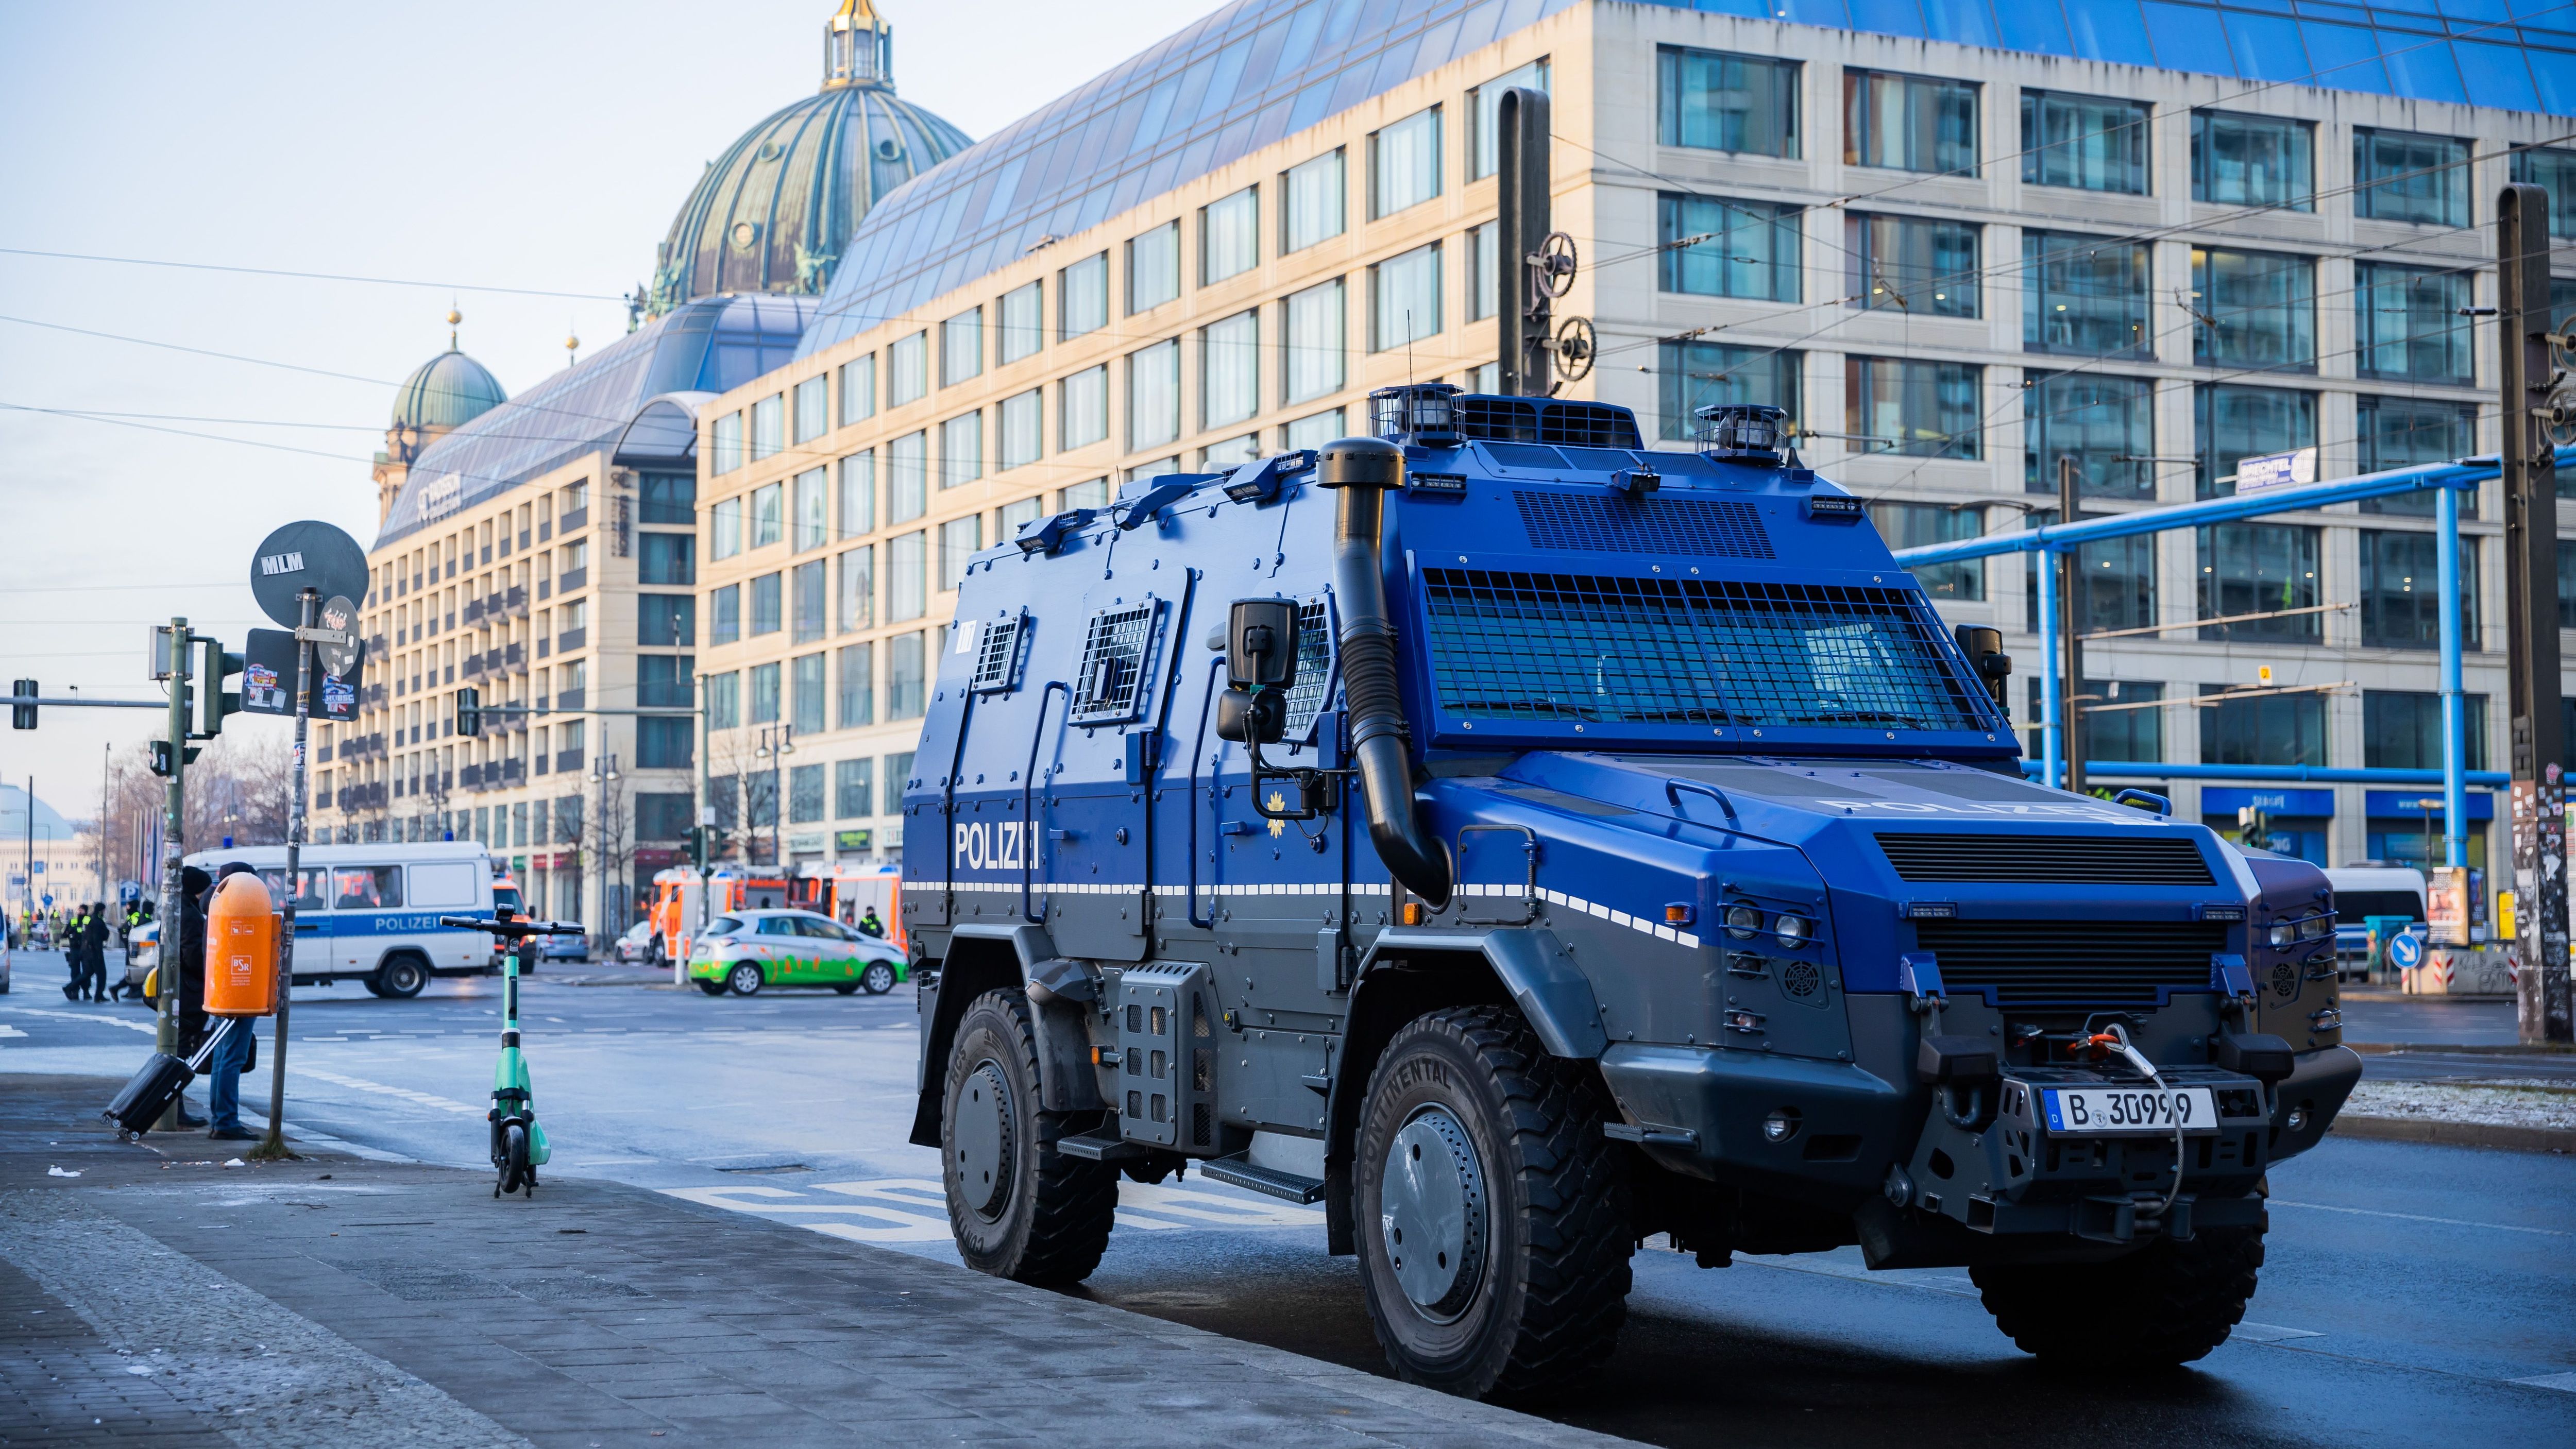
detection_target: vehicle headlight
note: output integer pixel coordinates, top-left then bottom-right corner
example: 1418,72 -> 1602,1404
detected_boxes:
2268,923 -> 2294,948
2299,914 -> 2334,941
1773,913 -> 1812,947
1724,905 -> 1761,940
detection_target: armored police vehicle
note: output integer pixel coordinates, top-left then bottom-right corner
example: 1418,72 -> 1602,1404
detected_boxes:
903,386 -> 2359,1399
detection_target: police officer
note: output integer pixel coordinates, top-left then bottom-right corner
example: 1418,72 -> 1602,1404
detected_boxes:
80,902 -> 109,1001
857,906 -> 884,938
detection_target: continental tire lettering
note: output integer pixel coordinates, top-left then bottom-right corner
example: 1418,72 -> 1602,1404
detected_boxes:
1389,1057 -> 1452,1092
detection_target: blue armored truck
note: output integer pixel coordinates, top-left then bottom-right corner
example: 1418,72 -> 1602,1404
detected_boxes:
904,385 -> 2359,1399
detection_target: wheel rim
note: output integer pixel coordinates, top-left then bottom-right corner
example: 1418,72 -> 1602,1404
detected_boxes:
730,964 -> 761,994
1380,1106 -> 1489,1322
865,963 -> 895,994
952,1059 -> 1016,1219
389,961 -> 421,993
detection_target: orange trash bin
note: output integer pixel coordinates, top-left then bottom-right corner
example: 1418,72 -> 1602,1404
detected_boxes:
203,872 -> 280,1017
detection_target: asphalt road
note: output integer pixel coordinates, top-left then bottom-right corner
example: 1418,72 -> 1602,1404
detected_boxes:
5,948 -> 2571,1446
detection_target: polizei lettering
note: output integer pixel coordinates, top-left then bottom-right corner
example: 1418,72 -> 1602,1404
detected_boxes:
951,820 -> 1029,872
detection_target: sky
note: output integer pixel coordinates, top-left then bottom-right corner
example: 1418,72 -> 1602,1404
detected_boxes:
0,0 -> 1229,820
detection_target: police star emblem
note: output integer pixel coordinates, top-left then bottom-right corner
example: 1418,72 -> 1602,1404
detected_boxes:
1266,791 -> 1288,838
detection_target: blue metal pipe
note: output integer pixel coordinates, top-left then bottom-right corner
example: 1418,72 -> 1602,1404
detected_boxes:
2037,541 -> 2060,790
2019,760 -> 2511,788
2436,484 -> 2469,871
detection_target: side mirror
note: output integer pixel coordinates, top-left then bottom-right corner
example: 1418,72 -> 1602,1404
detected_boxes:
1227,598 -> 1299,689
1214,687 -> 1286,744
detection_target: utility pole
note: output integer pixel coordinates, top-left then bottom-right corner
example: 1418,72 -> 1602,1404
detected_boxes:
2058,456 -> 2087,798
253,588 -> 321,1160
152,621 -> 190,1129
589,751 -> 619,952
2498,182 -> 2572,1045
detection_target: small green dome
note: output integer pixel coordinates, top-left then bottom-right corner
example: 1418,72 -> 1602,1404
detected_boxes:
392,347 -> 507,431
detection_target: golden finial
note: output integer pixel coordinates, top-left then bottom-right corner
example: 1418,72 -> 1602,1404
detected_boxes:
565,329 -> 580,367
446,304 -> 462,350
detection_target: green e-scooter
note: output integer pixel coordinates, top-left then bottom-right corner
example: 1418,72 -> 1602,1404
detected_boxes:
442,909 -> 583,1197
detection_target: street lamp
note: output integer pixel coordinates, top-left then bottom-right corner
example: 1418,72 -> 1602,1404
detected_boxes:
752,724 -> 793,871
588,752 -> 619,952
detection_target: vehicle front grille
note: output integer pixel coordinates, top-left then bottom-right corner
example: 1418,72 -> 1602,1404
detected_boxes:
1875,832 -> 2212,884
1911,919 -> 2229,1006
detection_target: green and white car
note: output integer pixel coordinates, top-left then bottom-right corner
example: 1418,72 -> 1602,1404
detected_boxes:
686,909 -> 906,998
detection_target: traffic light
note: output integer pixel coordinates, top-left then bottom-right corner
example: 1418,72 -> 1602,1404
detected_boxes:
455,687 -> 482,737
192,637 -> 243,739
9,679 -> 33,730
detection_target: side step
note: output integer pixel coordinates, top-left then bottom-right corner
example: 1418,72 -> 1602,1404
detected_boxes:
1056,1132 -> 1148,1163
1199,1154 -> 1328,1205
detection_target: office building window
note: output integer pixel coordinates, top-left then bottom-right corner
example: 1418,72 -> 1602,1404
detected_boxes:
1060,252 -> 1109,339
1201,434 -> 1261,469
1847,356 -> 1981,458
1844,70 -> 1976,176
750,394 -> 783,461
1202,312 -> 1259,430
837,544 -> 873,633
793,373 -> 827,445
2365,690 -> 2489,771
637,654 -> 694,712
711,412 -> 743,474
1468,221 -> 1498,321
2358,398 -> 2480,517
2025,370 -> 2154,499
1058,478 -> 1111,510
1061,365 -> 1108,449
1129,221 -> 1181,313
1847,212 -> 1977,316
838,450 -> 873,538
1469,59 -> 1550,179
2196,523 -> 2320,642
888,431 -> 927,522
705,671 -> 739,730
2193,111 -> 2312,209
940,411 -> 981,489
2355,128 -> 2469,226
998,281 -> 1042,364
2360,530 -> 2478,650
1370,243 -> 1442,351
749,662 -> 781,725
1657,47 -> 1798,158
2512,146 -> 2576,237
638,472 -> 694,524
2021,90 -> 2149,194
888,330 -> 927,405
750,572 -> 782,637
887,531 -> 925,623
788,762 -> 824,825
792,468 -> 828,552
791,560 -> 826,644
1001,496 -> 1044,536
751,483 -> 783,548
1659,340 -> 1800,442
940,308 -> 982,388
1870,502 -> 1984,600
1659,194 -> 1800,302
710,585 -> 739,645
2022,510 -> 2156,633
839,352 -> 875,424
1282,149 -> 1345,254
2195,383 -> 2316,498
938,516 -> 981,593
2024,231 -> 2150,356
835,757 -> 874,819
639,533 -> 694,585
999,389 -> 1042,471
1285,409 -> 1345,452
1202,187 -> 1258,284
2355,263 -> 2473,383
837,641 -> 873,728
2193,247 -> 2315,370
888,633 -> 926,721
2202,685 -> 2327,768
1284,278 -> 1345,404
638,593 -> 693,647
1370,107 -> 1442,218
710,497 -> 741,559
1130,340 -> 1181,450
791,654 -> 826,737
883,751 -> 913,813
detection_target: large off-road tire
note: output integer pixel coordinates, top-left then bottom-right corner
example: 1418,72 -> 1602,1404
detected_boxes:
940,990 -> 1116,1286
1972,1226 -> 2265,1367
1353,1004 -> 1633,1402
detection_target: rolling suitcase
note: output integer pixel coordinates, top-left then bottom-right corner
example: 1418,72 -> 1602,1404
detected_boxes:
101,1018 -> 234,1138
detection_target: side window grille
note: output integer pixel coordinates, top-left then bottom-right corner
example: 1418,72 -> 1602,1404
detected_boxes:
969,613 -> 1026,694
1456,397 -> 1539,441
1280,595 -> 1335,741
1069,599 -> 1162,724
1536,401 -> 1644,449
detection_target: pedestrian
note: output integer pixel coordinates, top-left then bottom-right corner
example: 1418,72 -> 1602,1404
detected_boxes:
202,864 -> 260,1141
857,906 -> 884,937
60,902 -> 92,1000
166,865 -> 212,1129
79,902 -> 109,1001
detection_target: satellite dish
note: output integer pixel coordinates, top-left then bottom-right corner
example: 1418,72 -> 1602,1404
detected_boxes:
249,521 -> 368,628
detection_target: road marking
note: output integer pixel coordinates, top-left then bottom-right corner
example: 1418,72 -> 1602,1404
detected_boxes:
292,1065 -> 481,1116
2270,1199 -> 2570,1238
0,1024 -> 25,1039
663,1172 -> 1326,1247
2512,1371 -> 2576,1392
2231,1321 -> 2323,1343
0,1006 -> 160,1034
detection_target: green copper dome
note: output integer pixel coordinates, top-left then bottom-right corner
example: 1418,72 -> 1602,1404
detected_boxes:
391,346 -> 507,432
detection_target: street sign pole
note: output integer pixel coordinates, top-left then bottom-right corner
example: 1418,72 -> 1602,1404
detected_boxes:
252,588 -> 318,1161
152,619 -> 190,1130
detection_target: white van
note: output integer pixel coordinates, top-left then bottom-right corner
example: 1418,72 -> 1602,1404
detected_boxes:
182,842 -> 497,998
2324,864 -> 2429,958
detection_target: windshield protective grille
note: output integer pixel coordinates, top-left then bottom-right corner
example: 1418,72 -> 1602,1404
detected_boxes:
1420,569 -> 1995,732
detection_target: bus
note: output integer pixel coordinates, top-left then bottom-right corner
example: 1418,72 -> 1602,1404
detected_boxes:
181,842 -> 499,998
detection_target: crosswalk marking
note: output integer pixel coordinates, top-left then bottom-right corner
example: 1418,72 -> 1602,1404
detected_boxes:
662,1172 -> 1325,1246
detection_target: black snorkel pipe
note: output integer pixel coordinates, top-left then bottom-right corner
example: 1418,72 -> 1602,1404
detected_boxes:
1316,436 -> 1451,908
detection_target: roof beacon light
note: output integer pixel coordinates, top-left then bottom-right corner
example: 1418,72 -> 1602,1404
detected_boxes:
1014,507 -> 1095,556
1696,403 -> 1789,465
1370,383 -> 1463,449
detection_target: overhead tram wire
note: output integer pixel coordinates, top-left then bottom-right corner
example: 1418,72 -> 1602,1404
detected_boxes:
0,247 -> 625,302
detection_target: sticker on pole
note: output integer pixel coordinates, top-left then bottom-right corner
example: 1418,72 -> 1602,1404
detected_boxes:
314,595 -> 363,677
249,521 -> 368,627
2235,448 -> 2317,494
241,629 -> 358,722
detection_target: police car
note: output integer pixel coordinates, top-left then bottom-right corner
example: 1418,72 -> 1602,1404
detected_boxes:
179,842 -> 499,997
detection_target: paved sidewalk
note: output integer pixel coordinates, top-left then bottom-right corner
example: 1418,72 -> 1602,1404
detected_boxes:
0,1077 -> 1633,1448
